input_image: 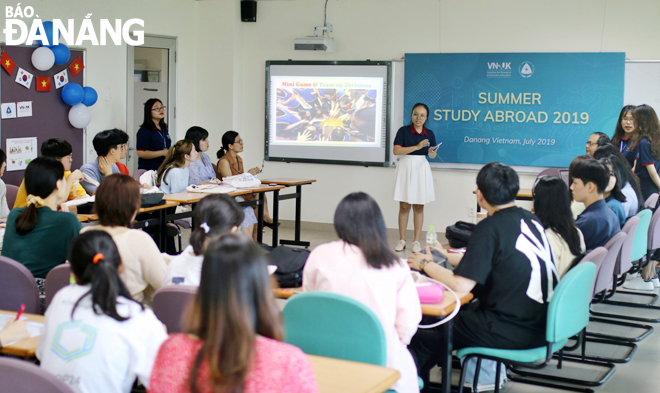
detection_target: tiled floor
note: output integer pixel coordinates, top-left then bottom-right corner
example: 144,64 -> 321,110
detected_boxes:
179,224 -> 660,393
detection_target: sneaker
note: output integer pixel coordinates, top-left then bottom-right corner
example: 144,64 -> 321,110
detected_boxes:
623,276 -> 655,291
652,277 -> 660,288
412,241 -> 422,253
394,240 -> 406,252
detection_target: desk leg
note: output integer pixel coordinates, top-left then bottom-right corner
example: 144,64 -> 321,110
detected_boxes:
272,189 -> 279,247
279,185 -> 311,248
257,193 -> 265,244
439,319 -> 454,393
158,208 -> 167,252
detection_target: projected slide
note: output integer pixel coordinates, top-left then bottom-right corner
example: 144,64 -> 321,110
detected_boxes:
266,62 -> 390,166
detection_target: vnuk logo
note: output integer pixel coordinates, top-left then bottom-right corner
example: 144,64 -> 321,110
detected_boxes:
487,62 -> 512,70
3,4 -> 144,46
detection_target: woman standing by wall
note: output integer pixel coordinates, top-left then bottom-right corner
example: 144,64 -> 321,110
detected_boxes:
136,98 -> 172,171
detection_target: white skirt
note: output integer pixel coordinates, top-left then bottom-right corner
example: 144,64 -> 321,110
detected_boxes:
393,155 -> 435,205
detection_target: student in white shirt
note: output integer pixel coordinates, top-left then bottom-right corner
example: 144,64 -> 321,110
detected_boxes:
164,194 -> 243,286
37,230 -> 167,393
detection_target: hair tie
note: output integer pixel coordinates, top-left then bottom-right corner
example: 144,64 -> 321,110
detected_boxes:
26,195 -> 46,208
93,253 -> 104,264
200,222 -> 210,234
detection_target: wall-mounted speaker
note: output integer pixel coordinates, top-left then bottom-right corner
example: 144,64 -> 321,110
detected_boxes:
241,0 -> 257,22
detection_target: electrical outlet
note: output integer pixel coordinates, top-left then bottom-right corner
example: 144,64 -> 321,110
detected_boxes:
468,206 -> 476,217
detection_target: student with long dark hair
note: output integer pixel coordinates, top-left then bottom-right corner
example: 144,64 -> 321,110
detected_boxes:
304,192 -> 422,393
599,157 -> 627,226
611,105 -> 639,168
2,158 -> 82,284
164,194 -> 244,286
83,174 -> 166,305
156,139 -> 198,194
136,98 -> 171,171
593,145 -> 644,218
533,176 -> 585,277
150,234 -> 317,393
185,126 -> 217,185
37,231 -> 167,393
630,104 -> 660,199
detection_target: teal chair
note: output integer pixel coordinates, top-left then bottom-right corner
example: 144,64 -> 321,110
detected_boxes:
456,262 -> 597,393
283,291 -> 422,391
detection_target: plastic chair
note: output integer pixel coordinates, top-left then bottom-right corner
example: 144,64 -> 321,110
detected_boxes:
0,256 -> 40,314
644,193 -> 658,209
283,291 -> 387,365
44,263 -> 71,309
132,168 -> 147,182
535,168 -> 563,182
152,285 -> 197,334
457,263 -> 599,393
0,357 -> 74,393
5,184 -> 19,210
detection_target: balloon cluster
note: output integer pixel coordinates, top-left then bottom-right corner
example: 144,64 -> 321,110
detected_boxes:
31,21 -> 97,129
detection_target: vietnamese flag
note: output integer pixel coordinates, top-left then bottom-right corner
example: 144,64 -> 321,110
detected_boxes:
69,56 -> 84,77
36,76 -> 51,92
1,51 -> 16,75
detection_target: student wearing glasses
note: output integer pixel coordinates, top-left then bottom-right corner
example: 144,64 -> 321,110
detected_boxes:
136,98 -> 171,171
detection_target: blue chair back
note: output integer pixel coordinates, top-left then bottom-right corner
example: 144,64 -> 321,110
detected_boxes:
631,209 -> 652,261
546,262 -> 597,343
282,291 -> 387,365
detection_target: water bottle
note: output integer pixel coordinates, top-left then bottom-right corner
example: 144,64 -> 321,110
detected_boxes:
426,226 -> 438,246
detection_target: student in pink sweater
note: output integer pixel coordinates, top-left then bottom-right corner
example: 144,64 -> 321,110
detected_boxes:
303,192 -> 422,393
149,233 -> 318,393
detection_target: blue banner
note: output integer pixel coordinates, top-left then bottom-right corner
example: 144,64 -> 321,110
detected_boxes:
404,53 -> 625,167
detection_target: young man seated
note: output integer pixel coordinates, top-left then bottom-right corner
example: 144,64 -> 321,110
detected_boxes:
407,162 -> 558,382
14,138 -> 86,208
80,129 -> 123,194
571,158 -> 621,250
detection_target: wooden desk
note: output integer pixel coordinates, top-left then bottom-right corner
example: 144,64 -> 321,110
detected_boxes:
0,310 -> 44,358
260,178 -> 316,248
309,355 -> 400,393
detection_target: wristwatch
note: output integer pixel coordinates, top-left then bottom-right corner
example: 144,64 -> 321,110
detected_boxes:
419,258 -> 429,270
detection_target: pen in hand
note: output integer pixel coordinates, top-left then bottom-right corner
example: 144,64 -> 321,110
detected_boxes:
15,304 -> 25,321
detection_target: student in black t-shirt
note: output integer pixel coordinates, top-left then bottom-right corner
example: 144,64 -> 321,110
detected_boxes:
407,162 -> 558,381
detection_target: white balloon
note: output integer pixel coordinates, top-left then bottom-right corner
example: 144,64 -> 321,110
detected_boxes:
31,47 -> 55,71
68,104 -> 91,129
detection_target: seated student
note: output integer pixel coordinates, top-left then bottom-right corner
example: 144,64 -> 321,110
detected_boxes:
114,129 -> 130,175
593,145 -> 644,219
14,138 -> 86,208
0,148 -> 8,220
599,157 -> 627,227
571,158 -> 621,250
82,174 -> 166,305
185,126 -> 217,185
156,140 -> 198,194
304,192 -> 422,393
533,176 -> 585,277
569,155 -> 590,219
585,132 -> 610,156
38,231 -> 167,393
150,234 -> 318,393
2,158 -> 82,281
80,130 -> 123,194
164,194 -> 243,286
407,162 -> 558,383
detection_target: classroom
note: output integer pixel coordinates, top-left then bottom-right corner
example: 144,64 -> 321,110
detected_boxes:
2,1 -> 660,392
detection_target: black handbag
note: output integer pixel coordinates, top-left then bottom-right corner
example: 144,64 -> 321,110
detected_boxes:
445,221 -> 476,248
268,246 -> 310,288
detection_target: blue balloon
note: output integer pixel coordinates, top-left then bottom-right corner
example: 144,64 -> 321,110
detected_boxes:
51,44 -> 70,65
38,21 -> 59,46
82,87 -> 98,107
61,83 -> 84,106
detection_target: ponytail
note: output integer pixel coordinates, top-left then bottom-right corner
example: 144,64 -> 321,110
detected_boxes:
190,194 -> 244,255
216,130 -> 239,160
16,157 -> 64,235
69,231 -> 142,321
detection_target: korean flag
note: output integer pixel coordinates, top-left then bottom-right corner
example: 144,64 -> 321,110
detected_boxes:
15,67 -> 33,89
54,69 -> 69,89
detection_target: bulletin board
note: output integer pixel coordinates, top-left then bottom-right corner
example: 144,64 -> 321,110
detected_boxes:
0,45 -> 85,186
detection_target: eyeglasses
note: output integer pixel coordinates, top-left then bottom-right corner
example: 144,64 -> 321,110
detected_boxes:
621,118 -> 634,123
234,139 -> 244,145
586,141 -> 597,146
152,106 -> 166,112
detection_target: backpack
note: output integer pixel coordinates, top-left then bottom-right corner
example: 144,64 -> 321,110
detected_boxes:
268,246 -> 309,288
445,221 -> 476,248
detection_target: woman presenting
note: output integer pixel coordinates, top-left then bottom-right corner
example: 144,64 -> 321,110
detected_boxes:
136,98 -> 172,171
393,103 -> 437,253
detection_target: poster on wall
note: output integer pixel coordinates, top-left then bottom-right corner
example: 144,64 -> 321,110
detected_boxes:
6,137 -> 37,171
404,53 -> 625,167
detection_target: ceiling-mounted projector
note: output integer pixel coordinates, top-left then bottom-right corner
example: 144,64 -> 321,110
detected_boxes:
294,36 -> 337,52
